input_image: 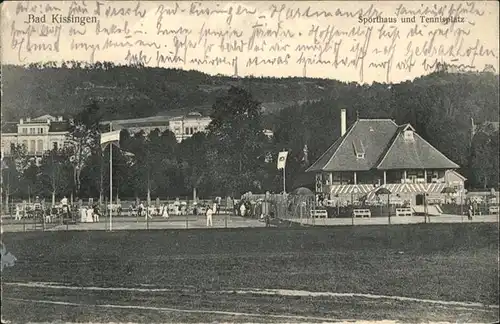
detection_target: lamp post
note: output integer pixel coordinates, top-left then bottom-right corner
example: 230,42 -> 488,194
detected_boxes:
424,193 -> 428,223
351,187 -> 358,225
387,193 -> 391,225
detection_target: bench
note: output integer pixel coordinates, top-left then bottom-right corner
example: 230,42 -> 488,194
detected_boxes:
353,209 -> 371,218
396,208 -> 413,217
310,209 -> 328,218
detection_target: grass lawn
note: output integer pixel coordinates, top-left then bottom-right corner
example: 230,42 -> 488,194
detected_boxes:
1,223 -> 499,323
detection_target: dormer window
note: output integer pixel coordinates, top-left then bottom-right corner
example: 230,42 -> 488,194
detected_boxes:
353,140 -> 365,159
404,130 -> 414,141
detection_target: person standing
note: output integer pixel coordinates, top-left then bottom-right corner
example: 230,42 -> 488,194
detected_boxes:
86,206 -> 94,223
206,206 -> 213,227
93,204 -> 101,222
161,204 -> 169,218
61,196 -> 70,220
138,202 -> 144,219
61,196 -> 68,207
33,196 -> 42,220
240,203 -> 246,217
15,204 -> 22,220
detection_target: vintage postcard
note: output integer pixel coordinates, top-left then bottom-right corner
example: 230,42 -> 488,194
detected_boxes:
1,1 -> 499,323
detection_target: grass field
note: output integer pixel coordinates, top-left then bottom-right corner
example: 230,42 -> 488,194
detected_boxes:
1,223 -> 499,323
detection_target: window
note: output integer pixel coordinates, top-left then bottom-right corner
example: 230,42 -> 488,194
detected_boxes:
22,140 -> 28,149
332,173 -> 341,185
37,140 -> 44,152
353,140 -> 365,159
40,128 -> 44,134
22,128 -> 27,134
30,140 -> 35,152
404,130 -> 414,141
30,128 -> 35,134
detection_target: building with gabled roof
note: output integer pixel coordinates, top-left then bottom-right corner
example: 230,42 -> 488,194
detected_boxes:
107,112 -> 212,143
1,115 -> 70,157
306,109 -> 465,206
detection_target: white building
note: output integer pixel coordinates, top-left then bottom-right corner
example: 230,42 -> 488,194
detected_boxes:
110,118 -> 171,135
109,112 -> 212,143
1,115 -> 70,156
168,112 -> 212,142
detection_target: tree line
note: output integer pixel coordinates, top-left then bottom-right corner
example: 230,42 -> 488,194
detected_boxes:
1,69 -> 498,204
2,87 -> 283,203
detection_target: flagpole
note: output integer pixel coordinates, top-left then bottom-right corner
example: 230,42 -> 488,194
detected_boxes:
283,158 -> 286,194
1,154 -> 3,218
109,122 -> 113,232
282,149 -> 286,195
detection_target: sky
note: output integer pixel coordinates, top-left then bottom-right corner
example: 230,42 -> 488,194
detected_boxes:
1,1 -> 499,84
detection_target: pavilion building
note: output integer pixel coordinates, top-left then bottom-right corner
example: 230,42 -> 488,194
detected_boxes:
306,109 -> 466,206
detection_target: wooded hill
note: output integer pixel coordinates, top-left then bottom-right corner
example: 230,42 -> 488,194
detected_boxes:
1,63 -> 498,191
1,62 -> 335,122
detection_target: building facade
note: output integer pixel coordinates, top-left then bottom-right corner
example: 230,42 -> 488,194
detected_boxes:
168,113 -> 212,142
110,119 -> 171,135
109,112 -> 212,143
306,109 -> 465,206
1,115 -> 70,156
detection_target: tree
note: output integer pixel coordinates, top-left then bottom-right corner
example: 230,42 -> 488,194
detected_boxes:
206,86 -> 269,196
4,145 -> 34,202
38,147 -> 73,204
470,130 -> 499,189
66,101 -> 102,200
178,132 -> 208,200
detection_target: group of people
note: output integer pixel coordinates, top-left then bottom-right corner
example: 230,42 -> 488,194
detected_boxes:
235,200 -> 272,227
13,195 -> 76,223
80,204 -> 101,223
131,202 -> 170,219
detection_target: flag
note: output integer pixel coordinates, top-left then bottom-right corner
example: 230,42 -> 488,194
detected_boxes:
302,144 -> 309,165
100,130 -> 121,148
277,151 -> 288,170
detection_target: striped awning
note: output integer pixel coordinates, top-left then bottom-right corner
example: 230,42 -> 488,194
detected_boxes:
328,183 -> 447,199
365,183 -> 446,200
329,184 -> 376,195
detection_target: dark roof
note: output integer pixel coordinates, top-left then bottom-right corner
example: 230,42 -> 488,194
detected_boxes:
306,119 -> 459,172
1,122 -> 18,134
291,187 -> 315,196
116,121 -> 169,128
48,122 -> 70,132
306,119 -> 398,172
377,124 -> 459,170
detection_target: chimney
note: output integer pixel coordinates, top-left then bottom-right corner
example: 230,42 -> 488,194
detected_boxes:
341,109 -> 347,136
20,118 -> 24,124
